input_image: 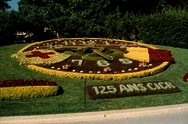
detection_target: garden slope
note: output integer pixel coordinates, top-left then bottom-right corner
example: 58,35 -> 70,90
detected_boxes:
0,43 -> 188,116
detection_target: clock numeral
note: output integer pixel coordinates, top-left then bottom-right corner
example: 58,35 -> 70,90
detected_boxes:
105,41 -> 110,45
72,42 -> 76,45
71,59 -> 83,66
97,60 -> 110,67
82,41 -> 86,44
64,41 -> 68,45
119,58 -> 133,65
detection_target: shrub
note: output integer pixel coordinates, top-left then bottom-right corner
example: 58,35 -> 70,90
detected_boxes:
0,86 -> 59,101
139,8 -> 188,48
103,12 -> 140,40
0,79 -> 62,100
183,73 -> 188,82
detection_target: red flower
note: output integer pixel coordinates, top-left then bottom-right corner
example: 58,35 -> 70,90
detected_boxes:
26,51 -> 55,59
139,62 -> 148,68
104,67 -> 112,73
62,64 -> 72,70
148,48 -> 174,63
0,79 -> 58,87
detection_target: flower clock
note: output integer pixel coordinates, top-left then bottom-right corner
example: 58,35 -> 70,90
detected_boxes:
12,38 -> 174,80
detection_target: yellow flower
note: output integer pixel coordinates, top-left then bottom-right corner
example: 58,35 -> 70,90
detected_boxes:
0,86 -> 59,100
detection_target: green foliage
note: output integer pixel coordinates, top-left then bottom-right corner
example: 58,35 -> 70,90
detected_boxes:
139,8 -> 188,48
164,0 -> 188,10
0,0 -> 10,11
1,0 -> 188,48
17,0 -> 164,39
0,11 -> 17,45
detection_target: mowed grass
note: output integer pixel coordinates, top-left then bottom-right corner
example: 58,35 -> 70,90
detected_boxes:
0,43 -> 188,116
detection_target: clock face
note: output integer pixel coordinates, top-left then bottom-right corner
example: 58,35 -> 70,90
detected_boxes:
16,38 -> 173,80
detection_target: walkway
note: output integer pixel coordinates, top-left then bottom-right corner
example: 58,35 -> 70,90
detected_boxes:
1,103 -> 188,124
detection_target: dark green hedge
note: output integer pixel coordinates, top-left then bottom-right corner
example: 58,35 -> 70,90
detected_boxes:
55,12 -> 139,40
1,1 -> 188,48
139,8 -> 188,48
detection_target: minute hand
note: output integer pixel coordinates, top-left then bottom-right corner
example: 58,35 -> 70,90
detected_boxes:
93,49 -> 113,61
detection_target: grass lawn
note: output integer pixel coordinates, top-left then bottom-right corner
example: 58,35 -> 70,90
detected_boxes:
0,43 -> 188,116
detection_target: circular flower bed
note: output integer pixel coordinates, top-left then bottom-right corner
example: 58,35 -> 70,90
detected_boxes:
11,38 -> 174,80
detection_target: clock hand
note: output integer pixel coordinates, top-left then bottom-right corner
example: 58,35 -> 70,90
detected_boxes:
52,44 -> 113,61
36,42 -> 127,56
92,49 -> 113,61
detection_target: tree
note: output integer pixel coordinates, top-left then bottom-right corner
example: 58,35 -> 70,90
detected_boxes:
0,0 -> 11,11
2,0 -> 187,45
0,11 -> 19,45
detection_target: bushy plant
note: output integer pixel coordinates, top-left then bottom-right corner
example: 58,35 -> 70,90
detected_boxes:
0,11 -> 16,45
139,8 -> 188,48
0,86 -> 59,100
0,79 -> 62,100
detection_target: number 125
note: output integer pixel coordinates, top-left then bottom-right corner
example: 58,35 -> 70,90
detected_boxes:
92,85 -> 117,95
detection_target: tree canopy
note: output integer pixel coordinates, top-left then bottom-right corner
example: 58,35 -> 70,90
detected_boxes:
0,0 -> 188,48
0,0 -> 11,11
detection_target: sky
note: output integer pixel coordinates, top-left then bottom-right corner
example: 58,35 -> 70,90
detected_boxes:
7,0 -> 20,11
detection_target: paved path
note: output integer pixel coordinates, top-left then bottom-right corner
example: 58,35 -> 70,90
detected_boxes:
1,103 -> 188,124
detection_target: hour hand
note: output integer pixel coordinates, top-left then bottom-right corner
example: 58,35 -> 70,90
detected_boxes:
93,49 -> 113,61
